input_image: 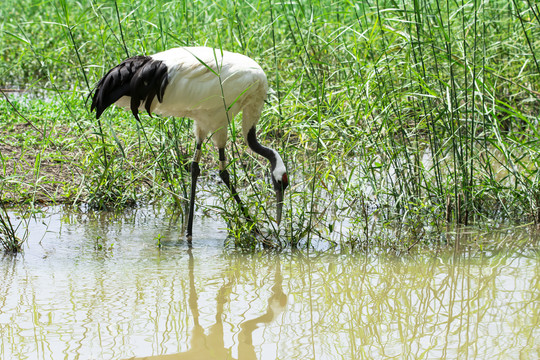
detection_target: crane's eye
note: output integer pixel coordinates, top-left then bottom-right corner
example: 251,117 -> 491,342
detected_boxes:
281,173 -> 289,190
272,173 -> 289,191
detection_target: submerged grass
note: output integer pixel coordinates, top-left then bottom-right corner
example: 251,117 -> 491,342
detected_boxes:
0,203 -> 29,253
0,0 -> 539,250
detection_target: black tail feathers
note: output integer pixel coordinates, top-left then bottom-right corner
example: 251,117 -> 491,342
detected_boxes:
90,55 -> 169,120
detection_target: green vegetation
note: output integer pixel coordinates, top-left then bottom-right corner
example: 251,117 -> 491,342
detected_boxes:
0,204 -> 28,252
1,0 -> 539,250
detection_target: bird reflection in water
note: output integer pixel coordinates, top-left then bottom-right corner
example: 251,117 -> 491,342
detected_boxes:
125,249 -> 287,360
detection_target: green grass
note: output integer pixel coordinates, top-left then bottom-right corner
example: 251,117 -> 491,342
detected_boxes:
0,0 -> 539,250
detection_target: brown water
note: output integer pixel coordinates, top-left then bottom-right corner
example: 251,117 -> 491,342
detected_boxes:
1,206 -> 539,359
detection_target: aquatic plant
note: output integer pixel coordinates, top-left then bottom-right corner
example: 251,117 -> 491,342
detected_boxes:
0,204 -> 28,253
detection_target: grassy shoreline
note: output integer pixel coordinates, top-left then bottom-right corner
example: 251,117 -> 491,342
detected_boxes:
1,0 -> 539,249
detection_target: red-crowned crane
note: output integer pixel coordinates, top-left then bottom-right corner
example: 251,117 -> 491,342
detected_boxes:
90,47 -> 289,243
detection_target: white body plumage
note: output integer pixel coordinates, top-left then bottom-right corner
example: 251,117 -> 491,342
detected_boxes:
115,47 -> 267,148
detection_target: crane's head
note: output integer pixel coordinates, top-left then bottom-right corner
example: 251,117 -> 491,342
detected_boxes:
245,127 -> 288,225
270,151 -> 289,225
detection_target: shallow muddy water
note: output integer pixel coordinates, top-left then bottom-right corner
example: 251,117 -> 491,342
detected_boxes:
1,206 -> 539,359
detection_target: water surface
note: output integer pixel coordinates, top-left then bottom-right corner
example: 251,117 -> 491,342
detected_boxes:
1,206 -> 538,359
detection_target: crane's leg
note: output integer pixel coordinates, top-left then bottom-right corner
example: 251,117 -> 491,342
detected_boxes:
187,141 -> 203,243
218,148 -> 257,228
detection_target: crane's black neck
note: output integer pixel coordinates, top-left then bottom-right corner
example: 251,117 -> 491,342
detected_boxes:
247,127 -> 276,172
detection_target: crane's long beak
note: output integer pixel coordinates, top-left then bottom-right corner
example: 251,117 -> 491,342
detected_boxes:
276,189 -> 284,226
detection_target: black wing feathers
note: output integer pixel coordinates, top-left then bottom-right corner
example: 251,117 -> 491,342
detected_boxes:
90,55 -> 169,120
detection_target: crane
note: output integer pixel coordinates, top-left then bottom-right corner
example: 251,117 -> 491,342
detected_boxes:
90,47 -> 289,242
